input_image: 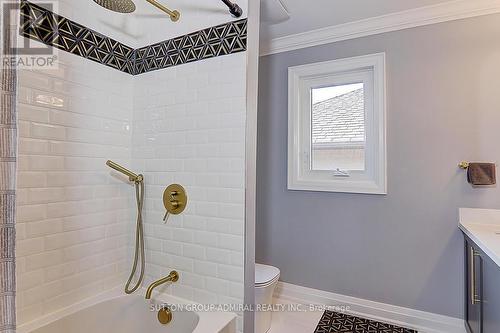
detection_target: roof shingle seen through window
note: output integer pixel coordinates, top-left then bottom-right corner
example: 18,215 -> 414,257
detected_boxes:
312,88 -> 365,145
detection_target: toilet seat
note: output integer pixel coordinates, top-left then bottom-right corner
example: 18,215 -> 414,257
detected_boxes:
255,263 -> 280,288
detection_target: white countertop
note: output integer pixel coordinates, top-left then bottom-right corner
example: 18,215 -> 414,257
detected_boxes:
459,208 -> 500,268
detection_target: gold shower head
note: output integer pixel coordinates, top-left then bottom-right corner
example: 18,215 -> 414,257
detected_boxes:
93,0 -> 136,13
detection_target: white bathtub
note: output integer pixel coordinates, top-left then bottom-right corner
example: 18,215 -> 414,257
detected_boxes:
18,289 -> 236,333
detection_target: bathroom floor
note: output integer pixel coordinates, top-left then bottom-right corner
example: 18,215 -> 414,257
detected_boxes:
268,305 -> 324,333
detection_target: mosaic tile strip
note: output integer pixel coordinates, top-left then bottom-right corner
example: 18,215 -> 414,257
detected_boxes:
0,0 -> 17,331
20,0 -> 136,74
315,311 -> 418,333
134,18 -> 247,75
19,0 -> 247,75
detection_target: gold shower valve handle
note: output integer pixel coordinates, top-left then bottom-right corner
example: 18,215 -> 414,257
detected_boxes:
163,211 -> 170,223
163,184 -> 187,223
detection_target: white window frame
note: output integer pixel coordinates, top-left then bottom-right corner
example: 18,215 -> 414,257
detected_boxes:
288,53 -> 387,194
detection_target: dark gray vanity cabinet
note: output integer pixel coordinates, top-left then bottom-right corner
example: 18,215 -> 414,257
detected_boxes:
464,236 -> 500,333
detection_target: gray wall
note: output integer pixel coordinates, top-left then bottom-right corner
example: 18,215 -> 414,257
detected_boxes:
256,14 -> 500,319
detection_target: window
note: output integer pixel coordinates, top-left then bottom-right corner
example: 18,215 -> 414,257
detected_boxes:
288,53 -> 386,194
311,83 -> 365,171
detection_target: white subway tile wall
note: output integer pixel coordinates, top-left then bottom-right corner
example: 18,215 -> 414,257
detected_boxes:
15,10 -> 247,329
15,51 -> 134,324
132,54 -> 246,325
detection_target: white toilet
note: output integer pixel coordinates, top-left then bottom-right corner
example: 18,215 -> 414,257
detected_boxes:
255,263 -> 280,333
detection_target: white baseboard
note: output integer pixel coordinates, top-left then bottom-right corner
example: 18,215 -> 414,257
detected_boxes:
274,282 -> 466,333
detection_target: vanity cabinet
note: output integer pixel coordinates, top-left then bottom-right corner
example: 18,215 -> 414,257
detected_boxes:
464,236 -> 500,333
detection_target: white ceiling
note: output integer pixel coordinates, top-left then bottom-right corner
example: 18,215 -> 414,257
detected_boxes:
260,0 -> 456,41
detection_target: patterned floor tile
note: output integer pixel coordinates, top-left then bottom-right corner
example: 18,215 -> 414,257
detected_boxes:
314,311 -> 417,333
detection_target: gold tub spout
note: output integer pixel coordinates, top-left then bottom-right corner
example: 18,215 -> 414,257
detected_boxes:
145,271 -> 179,299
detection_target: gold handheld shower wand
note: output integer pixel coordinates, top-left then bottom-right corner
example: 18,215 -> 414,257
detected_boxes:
106,160 -> 146,295
106,160 -> 143,182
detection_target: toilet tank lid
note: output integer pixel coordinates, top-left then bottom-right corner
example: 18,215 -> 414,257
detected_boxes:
255,263 -> 280,285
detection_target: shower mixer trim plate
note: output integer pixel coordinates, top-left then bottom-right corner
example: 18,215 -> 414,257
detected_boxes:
163,184 -> 188,222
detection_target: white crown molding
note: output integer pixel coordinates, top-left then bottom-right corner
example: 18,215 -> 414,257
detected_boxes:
274,282 -> 466,333
260,0 -> 500,56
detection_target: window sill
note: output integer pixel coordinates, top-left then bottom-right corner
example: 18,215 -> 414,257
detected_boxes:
288,177 -> 387,195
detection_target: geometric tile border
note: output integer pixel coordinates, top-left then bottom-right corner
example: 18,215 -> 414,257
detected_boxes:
19,0 -> 136,73
134,18 -> 246,75
19,0 -> 247,75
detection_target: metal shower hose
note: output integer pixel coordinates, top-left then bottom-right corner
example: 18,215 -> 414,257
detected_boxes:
124,179 -> 145,294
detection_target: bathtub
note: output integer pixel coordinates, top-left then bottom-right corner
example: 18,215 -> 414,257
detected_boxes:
18,289 -> 236,333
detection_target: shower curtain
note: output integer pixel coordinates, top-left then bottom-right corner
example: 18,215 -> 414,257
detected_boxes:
0,1 -> 18,332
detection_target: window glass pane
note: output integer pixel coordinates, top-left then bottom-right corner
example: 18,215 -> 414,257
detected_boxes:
311,83 -> 365,171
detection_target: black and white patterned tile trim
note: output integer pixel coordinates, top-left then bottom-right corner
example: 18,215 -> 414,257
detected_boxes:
19,0 -> 247,75
315,311 -> 418,333
20,0 -> 136,74
134,19 -> 247,75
